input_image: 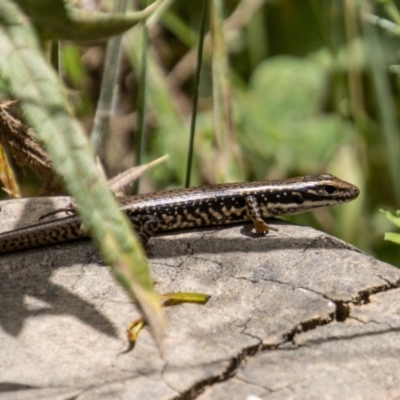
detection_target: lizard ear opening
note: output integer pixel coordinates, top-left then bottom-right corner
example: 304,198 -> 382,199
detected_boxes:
292,192 -> 304,204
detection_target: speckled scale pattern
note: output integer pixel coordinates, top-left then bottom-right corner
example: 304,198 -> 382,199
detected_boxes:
0,174 -> 359,253
118,173 -> 359,230
0,217 -> 84,253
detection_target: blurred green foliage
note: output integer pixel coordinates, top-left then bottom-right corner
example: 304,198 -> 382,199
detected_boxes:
14,0 -> 158,40
3,0 -> 400,266
381,209 -> 400,244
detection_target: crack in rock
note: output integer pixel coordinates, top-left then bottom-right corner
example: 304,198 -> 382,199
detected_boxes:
334,301 -> 350,322
172,312 -> 335,399
190,255 -> 223,270
171,278 -> 400,399
173,341 -> 262,400
353,279 -> 400,305
282,313 -> 335,345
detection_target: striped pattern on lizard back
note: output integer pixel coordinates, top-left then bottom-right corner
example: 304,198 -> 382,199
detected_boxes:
0,174 -> 359,253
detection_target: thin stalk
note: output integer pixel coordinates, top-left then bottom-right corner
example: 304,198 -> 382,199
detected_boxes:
362,2 -> 400,206
344,0 -> 365,119
133,24 -> 149,195
185,0 -> 209,188
210,0 -> 243,183
381,0 -> 400,27
50,41 -> 60,77
90,0 -> 127,154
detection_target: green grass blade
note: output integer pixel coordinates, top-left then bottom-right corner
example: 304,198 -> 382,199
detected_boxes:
134,22 -> 149,195
91,0 -> 127,153
210,0 -> 243,183
185,0 -> 209,188
362,2 -> 400,207
0,0 -> 164,350
124,26 -> 189,185
384,232 -> 400,245
15,0 -> 163,41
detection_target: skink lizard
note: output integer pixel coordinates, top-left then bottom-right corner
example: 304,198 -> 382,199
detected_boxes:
0,174 -> 359,253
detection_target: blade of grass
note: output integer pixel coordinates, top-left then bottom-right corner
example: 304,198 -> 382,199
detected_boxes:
109,155 -> 168,193
160,10 -> 198,47
91,0 -> 128,153
133,18 -> 149,195
124,16 -> 190,185
15,0 -> 163,41
146,0 -> 174,27
0,0 -> 165,351
210,0 -> 243,183
0,144 -> 20,198
361,1 -> 400,207
380,0 -> 400,27
185,0 -> 209,188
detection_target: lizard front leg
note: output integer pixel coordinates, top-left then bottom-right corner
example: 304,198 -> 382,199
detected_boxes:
245,195 -> 277,235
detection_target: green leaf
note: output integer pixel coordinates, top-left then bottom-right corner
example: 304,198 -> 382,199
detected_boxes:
0,0 -> 164,350
15,0 -> 161,41
384,232 -> 400,245
380,209 -> 400,229
237,56 -> 356,176
248,56 -> 327,123
160,292 -> 211,304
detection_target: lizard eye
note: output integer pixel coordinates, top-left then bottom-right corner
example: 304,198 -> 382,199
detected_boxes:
322,185 -> 337,194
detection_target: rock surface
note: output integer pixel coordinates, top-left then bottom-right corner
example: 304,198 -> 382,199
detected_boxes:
1,197 -> 399,400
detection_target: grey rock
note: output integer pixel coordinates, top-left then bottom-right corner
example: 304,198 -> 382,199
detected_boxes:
0,197 -> 399,399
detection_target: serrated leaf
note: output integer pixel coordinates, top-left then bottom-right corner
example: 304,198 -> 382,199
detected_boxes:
0,0 -> 164,350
